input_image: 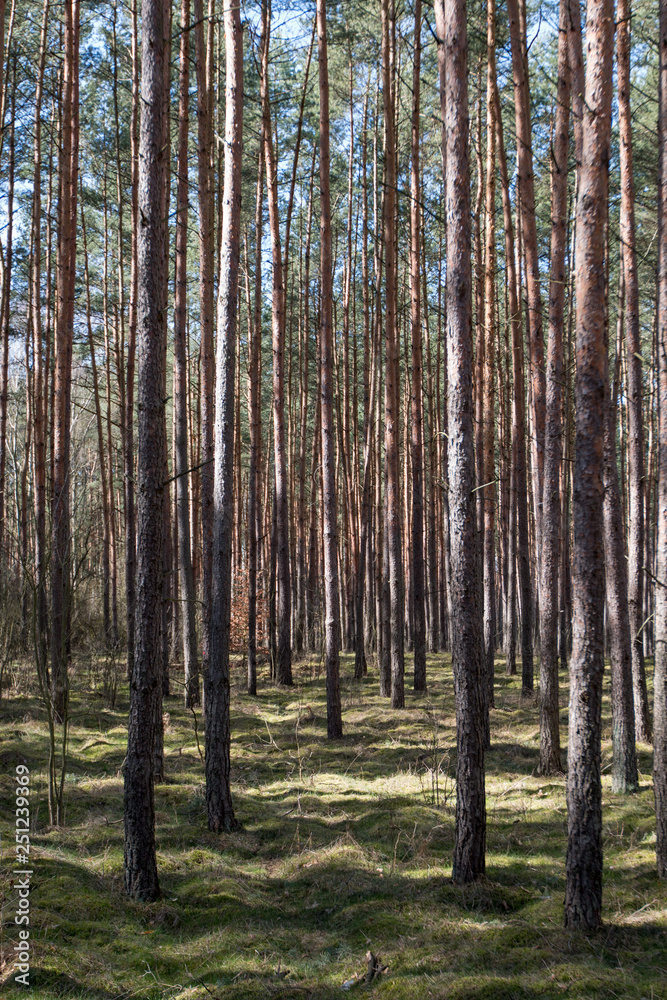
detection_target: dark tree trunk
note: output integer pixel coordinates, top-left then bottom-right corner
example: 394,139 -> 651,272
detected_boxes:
564,0 -> 614,928
436,0 -> 486,883
31,0 -> 50,673
654,0 -> 667,878
507,0 -> 546,555
51,0 -> 79,724
261,1 -> 292,686
124,0 -> 169,901
603,295 -> 639,794
482,0 -> 497,728
194,0 -> 215,697
381,0 -> 405,709
492,61 -> 532,691
538,0 -> 569,776
317,0 -> 343,739
124,0 -> 139,683
410,0 -> 426,693
173,0 -> 200,708
618,0 -> 651,744
247,149 -> 263,697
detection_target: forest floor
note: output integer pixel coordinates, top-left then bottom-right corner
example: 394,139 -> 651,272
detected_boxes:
0,651 -> 665,999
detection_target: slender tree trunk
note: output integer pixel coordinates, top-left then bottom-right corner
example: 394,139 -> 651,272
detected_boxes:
20,290 -> 31,633
654,0 -> 667,878
603,279 -> 639,794
81,201 -> 111,648
564,0 -> 614,928
618,0 -> 650,744
492,62 -> 532,691
381,0 -> 405,709
51,0 -> 79,724
410,0 -> 426,693
31,0 -> 49,671
247,150 -> 263,696
102,185 -> 119,648
0,51 -> 13,591
507,0 -> 546,554
261,1 -> 292,686
482,0 -> 497,727
125,0 -> 139,683
317,0 -> 343,739
173,0 -> 199,708
111,7 -> 127,655
538,0 -> 570,775
437,0 -> 486,882
124,0 -> 169,901
194,0 -> 215,695
424,229 -> 439,655
205,0 -> 243,833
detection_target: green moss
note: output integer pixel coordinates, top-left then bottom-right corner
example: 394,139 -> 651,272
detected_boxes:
0,654 -> 665,999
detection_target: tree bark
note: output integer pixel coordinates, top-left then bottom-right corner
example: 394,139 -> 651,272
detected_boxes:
538,0 -> 570,776
247,149 -> 263,696
618,0 -> 651,744
194,0 -> 215,696
507,0 -> 546,554
381,0 -> 405,709
124,0 -> 139,683
31,0 -> 50,674
654,0 -> 667,878
410,0 -> 426,693
261,0 -> 292,686
482,0 -> 498,727
437,0 -> 486,882
603,279 -> 639,794
205,0 -> 243,833
51,0 -> 79,724
564,0 -> 614,928
124,0 -> 168,901
173,0 -> 200,708
492,62 -> 533,692
317,0 -> 343,739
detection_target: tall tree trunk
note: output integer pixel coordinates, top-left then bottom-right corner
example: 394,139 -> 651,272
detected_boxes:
482,0 -> 497,728
31,0 -> 50,673
410,0 -> 426,693
317,0 -> 343,739
125,0 -> 139,682
102,184 -> 119,648
507,0 -> 546,562
0,50 -> 13,592
437,0 -> 486,882
381,0 -> 405,709
492,59 -> 533,692
261,1 -> 292,686
603,278 -> 639,794
564,0 -> 614,928
618,0 -> 651,744
124,0 -> 169,901
51,0 -> 79,724
424,229 -> 439,655
81,201 -> 111,648
538,0 -> 570,776
247,150 -> 263,696
654,0 -> 667,878
173,0 -> 200,708
194,0 -> 215,696
297,146 -> 317,658
205,0 -> 243,833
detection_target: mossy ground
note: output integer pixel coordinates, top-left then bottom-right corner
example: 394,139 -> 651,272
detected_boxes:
0,653 -> 665,999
